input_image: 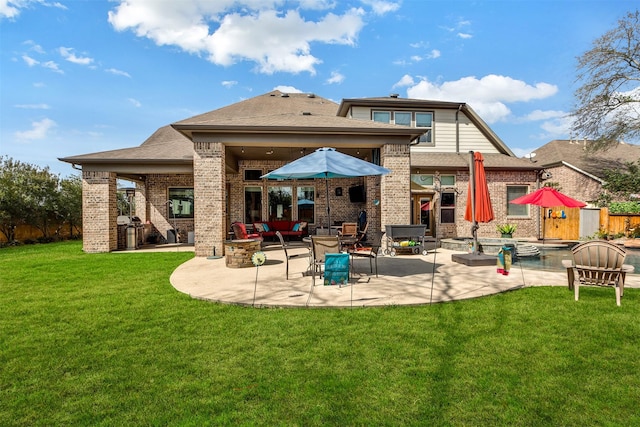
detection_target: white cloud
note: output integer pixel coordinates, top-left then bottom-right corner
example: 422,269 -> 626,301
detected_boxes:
59,47 -> 94,65
106,68 -> 131,78
14,118 -> 56,140
41,60 -> 63,73
405,74 -> 558,123
326,71 -> 344,84
359,0 -> 400,15
273,85 -> 303,93
22,54 -> 38,66
128,98 -> 141,107
221,80 -> 237,88
457,32 -> 472,39
107,1 -> 368,74
393,74 -> 414,88
15,103 -> 50,109
1,0 -> 67,20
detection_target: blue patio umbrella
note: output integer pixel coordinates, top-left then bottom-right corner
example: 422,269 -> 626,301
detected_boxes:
261,147 -> 390,232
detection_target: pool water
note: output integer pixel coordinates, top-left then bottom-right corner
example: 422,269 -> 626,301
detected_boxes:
515,247 -> 640,273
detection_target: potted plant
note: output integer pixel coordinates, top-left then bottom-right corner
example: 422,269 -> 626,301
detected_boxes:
497,224 -> 517,238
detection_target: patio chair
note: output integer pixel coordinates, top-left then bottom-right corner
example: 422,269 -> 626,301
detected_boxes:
338,222 -> 358,238
348,231 -> 384,277
276,231 -> 309,280
311,235 -> 341,286
568,240 -> 627,306
231,222 -> 263,242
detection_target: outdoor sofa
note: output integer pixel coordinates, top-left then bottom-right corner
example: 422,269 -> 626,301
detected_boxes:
253,220 -> 308,240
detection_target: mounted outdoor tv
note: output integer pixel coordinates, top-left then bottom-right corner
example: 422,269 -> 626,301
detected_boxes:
348,185 -> 366,203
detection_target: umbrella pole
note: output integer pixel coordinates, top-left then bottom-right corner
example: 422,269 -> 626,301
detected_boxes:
325,174 -> 331,235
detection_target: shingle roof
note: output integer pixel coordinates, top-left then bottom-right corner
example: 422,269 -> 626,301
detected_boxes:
531,139 -> 640,179
59,126 -> 193,164
410,152 -> 537,170
173,90 -> 423,136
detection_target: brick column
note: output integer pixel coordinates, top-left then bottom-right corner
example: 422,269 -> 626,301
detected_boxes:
193,141 -> 225,257
380,144 -> 411,229
82,171 -> 117,253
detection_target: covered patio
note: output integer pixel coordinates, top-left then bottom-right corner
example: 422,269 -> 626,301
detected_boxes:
161,245 -> 640,308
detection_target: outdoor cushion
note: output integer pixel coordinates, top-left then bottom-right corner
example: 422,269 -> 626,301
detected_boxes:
292,223 -> 300,231
254,223 -> 265,232
263,223 -> 270,231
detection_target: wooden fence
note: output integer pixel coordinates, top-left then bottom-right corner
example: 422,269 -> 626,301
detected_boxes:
0,223 -> 80,243
600,208 -> 640,237
537,207 -> 640,240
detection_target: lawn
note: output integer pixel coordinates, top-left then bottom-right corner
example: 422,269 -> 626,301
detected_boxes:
1,241 -> 639,426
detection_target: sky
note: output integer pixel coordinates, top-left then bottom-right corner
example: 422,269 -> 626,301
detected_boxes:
1,0 -> 637,177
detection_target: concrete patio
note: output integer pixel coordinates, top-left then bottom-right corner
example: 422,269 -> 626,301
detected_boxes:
164,244 -> 639,308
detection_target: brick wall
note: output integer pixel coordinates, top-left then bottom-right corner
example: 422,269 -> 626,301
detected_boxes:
381,144 -> 411,228
82,171 -> 117,253
194,142 -> 225,257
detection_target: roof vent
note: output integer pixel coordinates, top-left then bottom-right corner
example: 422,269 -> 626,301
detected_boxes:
302,111 -> 311,116
390,93 -> 399,98
281,93 -> 289,98
307,93 -> 315,98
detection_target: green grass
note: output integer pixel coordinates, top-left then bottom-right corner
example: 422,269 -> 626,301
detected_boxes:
1,241 -> 639,426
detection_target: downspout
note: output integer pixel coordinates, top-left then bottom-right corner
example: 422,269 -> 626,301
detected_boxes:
455,107 -> 459,153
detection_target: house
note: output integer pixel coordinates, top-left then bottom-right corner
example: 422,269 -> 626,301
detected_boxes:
60,90 -> 540,257
530,139 -> 640,239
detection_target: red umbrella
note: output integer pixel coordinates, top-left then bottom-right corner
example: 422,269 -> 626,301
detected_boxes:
510,187 -> 586,242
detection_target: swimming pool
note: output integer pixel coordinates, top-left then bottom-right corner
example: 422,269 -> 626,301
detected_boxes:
515,247 -> 640,273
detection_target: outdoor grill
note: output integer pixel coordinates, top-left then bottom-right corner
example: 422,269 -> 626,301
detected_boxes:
117,215 -> 143,249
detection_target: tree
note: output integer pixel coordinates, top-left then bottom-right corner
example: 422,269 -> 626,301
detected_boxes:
56,175 -> 83,238
571,10 -> 640,151
0,156 -> 82,243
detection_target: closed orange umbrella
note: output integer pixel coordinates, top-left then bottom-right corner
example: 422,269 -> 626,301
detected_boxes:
464,151 -> 494,255
464,151 -> 494,223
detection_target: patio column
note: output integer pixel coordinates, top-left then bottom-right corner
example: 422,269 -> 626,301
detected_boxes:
380,144 -> 411,229
193,141 -> 225,257
82,170 -> 117,253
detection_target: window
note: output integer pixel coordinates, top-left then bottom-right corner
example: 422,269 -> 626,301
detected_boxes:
440,192 -> 456,223
268,186 -> 292,221
168,188 -> 194,218
507,186 -> 529,216
416,112 -> 433,144
440,175 -> 455,186
244,169 -> 263,181
394,111 -> 411,126
245,186 -> 262,223
373,111 -> 390,123
297,186 -> 315,224
411,174 -> 434,187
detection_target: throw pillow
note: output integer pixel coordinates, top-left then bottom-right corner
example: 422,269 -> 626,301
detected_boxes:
262,223 -> 269,232
292,223 -> 300,232
254,223 -> 264,233
299,221 -> 307,231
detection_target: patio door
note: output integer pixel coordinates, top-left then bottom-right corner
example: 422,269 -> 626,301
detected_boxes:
412,195 -> 433,236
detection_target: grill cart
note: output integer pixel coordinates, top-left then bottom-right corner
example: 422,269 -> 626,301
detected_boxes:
384,225 -> 429,256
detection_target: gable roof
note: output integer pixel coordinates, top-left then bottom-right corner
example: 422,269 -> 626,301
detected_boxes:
531,139 -> 640,180
337,95 -> 516,156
